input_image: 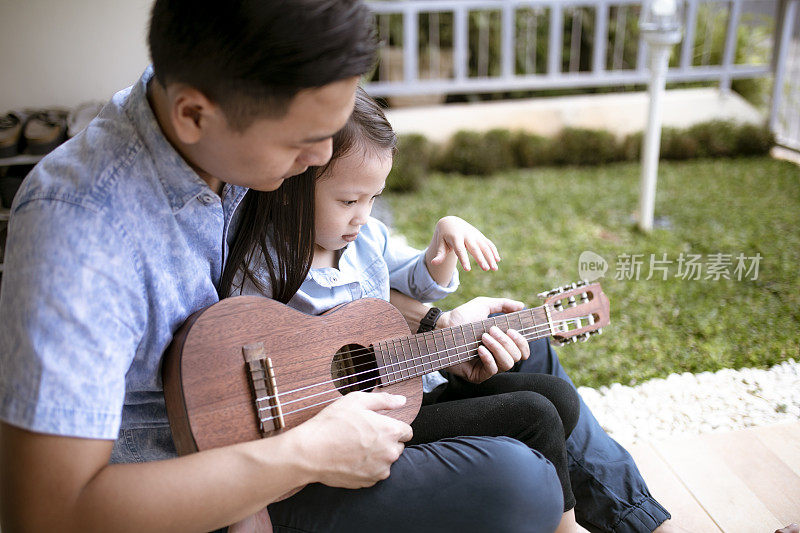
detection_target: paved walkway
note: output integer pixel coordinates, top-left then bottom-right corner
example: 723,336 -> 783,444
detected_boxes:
629,422 -> 800,532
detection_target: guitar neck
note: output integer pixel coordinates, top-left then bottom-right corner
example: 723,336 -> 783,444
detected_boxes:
373,306 -> 550,384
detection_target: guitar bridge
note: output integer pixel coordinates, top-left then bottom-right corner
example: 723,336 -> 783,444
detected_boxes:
242,342 -> 285,434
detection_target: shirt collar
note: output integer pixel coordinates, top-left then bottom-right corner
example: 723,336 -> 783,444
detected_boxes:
123,66 -> 225,214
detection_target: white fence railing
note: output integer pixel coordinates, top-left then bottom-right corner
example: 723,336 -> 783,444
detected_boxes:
364,0 -> 799,149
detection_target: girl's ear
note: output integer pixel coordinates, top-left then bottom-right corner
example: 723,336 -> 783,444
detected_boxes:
168,85 -> 221,145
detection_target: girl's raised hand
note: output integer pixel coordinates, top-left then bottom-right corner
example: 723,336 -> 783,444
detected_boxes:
428,216 -> 500,272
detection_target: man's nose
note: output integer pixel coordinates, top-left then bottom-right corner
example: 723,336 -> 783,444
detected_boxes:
298,138 -> 333,168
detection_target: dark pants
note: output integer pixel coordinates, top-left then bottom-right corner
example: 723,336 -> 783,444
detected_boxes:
517,338 -> 671,532
266,337 -> 670,533
412,372 -> 580,512
268,435 -> 565,533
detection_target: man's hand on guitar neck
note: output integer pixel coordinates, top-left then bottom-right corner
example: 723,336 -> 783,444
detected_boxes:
288,391 -> 413,489
438,297 -> 530,383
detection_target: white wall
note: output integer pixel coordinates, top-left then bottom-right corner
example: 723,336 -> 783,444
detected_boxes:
0,0 -> 152,112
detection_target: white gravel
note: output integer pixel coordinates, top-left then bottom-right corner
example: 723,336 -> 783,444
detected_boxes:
577,359 -> 800,446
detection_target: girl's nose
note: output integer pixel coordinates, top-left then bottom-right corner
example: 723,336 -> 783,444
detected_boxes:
351,205 -> 370,226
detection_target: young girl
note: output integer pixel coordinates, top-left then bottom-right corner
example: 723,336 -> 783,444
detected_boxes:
222,87 -> 582,532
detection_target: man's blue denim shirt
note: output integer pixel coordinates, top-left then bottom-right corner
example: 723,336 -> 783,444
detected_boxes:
0,67 -> 247,457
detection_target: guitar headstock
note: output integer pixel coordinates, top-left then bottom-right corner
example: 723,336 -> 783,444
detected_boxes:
537,281 -> 610,345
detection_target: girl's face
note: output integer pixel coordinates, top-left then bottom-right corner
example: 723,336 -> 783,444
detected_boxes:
314,147 -> 392,256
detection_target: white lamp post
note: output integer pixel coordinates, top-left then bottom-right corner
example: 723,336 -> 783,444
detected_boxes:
637,0 -> 683,232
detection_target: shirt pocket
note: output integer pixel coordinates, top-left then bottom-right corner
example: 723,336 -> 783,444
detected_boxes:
359,256 -> 390,300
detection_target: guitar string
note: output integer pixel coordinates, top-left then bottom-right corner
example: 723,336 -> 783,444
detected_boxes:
254,317 -> 592,416
252,303 -> 584,404
254,317 -> 590,411
319,310 -> 583,377
282,300 -> 593,374
318,310 -> 544,372
254,318 -> 572,407
256,320 -> 585,424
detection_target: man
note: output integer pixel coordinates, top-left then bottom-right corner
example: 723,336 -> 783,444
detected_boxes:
0,1 -> 672,531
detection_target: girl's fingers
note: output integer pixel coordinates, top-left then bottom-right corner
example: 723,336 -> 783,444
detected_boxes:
489,240 -> 501,262
476,345 -> 497,378
465,239 -> 490,271
431,241 -> 448,265
480,241 -> 497,270
453,242 -> 471,271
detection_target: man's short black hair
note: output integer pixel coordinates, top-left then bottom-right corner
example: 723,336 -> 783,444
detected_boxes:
148,0 -> 376,130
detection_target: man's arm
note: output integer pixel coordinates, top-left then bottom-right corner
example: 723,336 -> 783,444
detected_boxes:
0,392 -> 411,533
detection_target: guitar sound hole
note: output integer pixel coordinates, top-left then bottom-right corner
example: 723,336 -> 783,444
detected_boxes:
331,344 -> 379,395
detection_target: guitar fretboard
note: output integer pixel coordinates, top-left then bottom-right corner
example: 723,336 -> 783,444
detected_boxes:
373,306 -> 549,383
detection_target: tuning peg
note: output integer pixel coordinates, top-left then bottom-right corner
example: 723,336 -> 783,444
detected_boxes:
538,286 -> 562,298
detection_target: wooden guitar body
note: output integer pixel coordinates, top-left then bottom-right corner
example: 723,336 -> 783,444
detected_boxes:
163,296 -> 421,455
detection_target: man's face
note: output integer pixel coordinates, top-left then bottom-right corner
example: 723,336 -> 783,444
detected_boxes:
189,76 -> 359,192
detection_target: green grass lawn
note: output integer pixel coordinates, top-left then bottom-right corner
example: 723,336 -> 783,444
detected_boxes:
386,157 -> 800,388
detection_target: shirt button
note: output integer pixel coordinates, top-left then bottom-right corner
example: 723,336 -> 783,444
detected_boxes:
330,275 -> 338,282
198,193 -> 215,205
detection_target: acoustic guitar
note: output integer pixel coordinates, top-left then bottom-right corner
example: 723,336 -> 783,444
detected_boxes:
163,281 -> 609,455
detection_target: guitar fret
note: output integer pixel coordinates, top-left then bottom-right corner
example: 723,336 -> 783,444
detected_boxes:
420,332 -> 429,375
396,338 -> 407,381
394,338 -> 403,380
450,327 -> 458,367
376,341 -> 388,383
390,338 -> 401,384
427,331 -> 435,374
375,341 -> 387,384
437,328 -> 447,371
383,340 -> 395,384
397,337 -> 405,379
470,322 -> 479,360
415,335 -> 427,379
423,334 -> 431,375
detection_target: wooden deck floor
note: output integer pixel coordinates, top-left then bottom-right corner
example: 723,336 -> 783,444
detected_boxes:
628,422 -> 800,533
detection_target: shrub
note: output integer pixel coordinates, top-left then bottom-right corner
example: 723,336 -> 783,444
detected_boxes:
552,128 -> 619,165
387,134 -> 433,192
686,120 -> 739,158
735,123 -> 774,156
436,129 -> 516,175
513,131 -> 554,167
620,132 -> 643,161
661,127 -> 700,160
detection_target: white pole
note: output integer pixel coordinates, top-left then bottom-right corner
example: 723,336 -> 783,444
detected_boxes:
638,44 -> 671,232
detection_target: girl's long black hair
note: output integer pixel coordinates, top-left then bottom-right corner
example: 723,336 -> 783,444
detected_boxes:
218,86 -> 397,302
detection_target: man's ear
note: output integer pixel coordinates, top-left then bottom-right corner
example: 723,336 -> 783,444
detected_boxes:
168,86 -> 219,145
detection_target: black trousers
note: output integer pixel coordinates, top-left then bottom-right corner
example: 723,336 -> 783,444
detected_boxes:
410,371 -> 580,512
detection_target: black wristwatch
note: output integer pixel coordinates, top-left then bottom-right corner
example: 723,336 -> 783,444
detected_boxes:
417,307 -> 443,333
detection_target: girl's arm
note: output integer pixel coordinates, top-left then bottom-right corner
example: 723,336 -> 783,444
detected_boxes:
424,216 -> 500,286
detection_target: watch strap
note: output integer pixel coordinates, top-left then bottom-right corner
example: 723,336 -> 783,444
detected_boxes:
416,307 -> 443,333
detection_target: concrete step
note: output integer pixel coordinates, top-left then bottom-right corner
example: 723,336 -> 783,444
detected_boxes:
385,88 -> 766,142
